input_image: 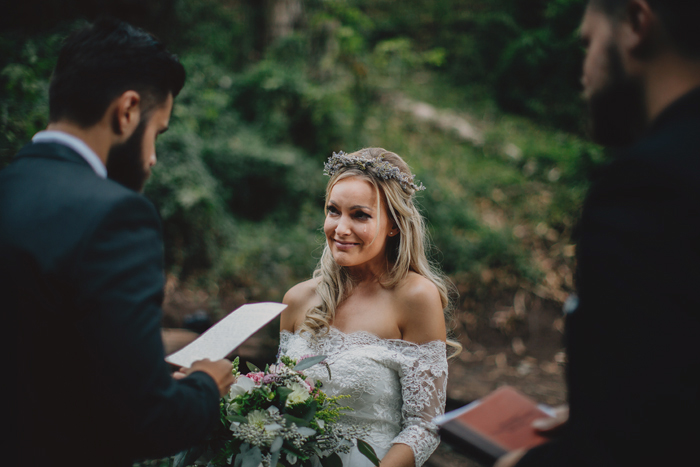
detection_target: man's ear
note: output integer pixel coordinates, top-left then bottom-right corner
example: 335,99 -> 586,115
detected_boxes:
111,90 -> 141,139
620,0 -> 658,58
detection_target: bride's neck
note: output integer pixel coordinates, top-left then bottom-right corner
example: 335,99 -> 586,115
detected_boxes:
345,259 -> 392,285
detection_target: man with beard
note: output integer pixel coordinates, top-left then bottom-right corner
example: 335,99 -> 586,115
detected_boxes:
496,1 -> 700,466
0,19 -> 234,467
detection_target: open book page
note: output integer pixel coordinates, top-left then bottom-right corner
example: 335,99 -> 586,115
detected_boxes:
165,302 -> 287,368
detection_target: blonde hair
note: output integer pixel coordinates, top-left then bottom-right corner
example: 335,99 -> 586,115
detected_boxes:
300,148 -> 462,357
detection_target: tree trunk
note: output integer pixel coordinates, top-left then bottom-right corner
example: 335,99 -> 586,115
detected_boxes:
266,0 -> 303,43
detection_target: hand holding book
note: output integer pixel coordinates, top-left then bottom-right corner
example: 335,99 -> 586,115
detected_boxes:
493,403 -> 568,467
435,386 -> 564,466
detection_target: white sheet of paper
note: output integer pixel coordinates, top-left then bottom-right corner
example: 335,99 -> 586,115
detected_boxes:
165,302 -> 287,368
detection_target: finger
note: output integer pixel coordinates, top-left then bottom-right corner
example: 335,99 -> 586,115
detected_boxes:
554,405 -> 569,418
532,417 -> 561,431
172,371 -> 187,380
494,449 -> 527,467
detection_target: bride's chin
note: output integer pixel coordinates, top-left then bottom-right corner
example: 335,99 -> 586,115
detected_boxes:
332,253 -> 356,267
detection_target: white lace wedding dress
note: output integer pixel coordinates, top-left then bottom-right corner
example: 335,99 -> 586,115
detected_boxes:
279,328 -> 448,467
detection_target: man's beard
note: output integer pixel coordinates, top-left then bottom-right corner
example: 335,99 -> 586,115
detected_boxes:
106,120 -> 149,192
587,43 -> 647,147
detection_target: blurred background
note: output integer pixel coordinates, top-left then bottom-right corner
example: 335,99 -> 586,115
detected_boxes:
1,1 -> 603,464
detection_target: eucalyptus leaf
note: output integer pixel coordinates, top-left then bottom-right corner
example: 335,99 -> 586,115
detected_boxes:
246,361 -> 261,373
271,435 -> 284,453
241,446 -> 263,467
283,413 -> 309,428
270,449 -> 280,467
297,426 -> 317,437
320,453 -> 343,467
293,355 -> 327,371
234,443 -> 249,467
228,415 -> 247,424
277,386 -> 293,406
357,439 -> 381,466
172,445 -> 205,467
296,399 -> 317,422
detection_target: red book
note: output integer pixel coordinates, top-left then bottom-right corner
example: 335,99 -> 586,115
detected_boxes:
436,386 -> 554,464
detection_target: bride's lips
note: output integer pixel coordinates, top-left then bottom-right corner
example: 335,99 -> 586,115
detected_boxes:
332,239 -> 359,250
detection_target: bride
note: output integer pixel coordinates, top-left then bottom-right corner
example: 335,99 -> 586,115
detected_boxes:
280,148 -> 460,467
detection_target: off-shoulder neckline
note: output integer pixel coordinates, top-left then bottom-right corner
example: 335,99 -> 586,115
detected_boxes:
280,326 -> 446,348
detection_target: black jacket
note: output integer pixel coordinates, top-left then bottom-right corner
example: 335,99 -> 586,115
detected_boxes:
517,89 -> 700,466
0,142 -> 220,467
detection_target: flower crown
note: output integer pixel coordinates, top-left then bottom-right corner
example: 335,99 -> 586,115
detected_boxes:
323,150 -> 426,192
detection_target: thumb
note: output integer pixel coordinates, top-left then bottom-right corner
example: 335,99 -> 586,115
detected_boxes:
532,417 -> 559,430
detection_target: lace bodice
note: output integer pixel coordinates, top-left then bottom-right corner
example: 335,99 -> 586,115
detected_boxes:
279,328 -> 448,467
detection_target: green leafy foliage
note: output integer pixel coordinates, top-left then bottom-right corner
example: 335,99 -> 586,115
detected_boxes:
2,0 -> 601,312
356,439 -> 381,466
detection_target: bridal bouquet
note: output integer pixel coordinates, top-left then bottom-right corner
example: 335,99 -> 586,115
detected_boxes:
174,356 -> 379,467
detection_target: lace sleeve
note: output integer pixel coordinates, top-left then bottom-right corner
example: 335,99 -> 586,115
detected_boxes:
391,341 -> 448,467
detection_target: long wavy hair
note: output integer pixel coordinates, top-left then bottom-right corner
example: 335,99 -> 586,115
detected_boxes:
299,148 -> 462,357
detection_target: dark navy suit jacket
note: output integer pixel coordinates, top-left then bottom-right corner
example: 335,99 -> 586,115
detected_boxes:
0,142 -> 220,466
517,89 -> 700,466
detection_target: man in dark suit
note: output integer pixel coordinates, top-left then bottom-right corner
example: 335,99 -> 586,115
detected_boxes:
0,20 -> 234,467
495,1 -> 700,466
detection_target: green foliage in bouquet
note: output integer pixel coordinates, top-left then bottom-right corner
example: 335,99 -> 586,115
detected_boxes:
175,356 -> 379,467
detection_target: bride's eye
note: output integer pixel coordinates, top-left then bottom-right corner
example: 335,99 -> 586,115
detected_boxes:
354,211 -> 371,220
327,205 -> 339,215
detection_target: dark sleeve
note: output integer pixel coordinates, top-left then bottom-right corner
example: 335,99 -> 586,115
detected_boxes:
74,194 -> 221,459
516,157 -> 700,467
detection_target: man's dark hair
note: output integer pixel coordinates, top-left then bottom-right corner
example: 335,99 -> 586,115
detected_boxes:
591,0 -> 700,59
49,18 -> 186,127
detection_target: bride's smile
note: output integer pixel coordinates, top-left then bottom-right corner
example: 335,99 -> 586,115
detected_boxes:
324,176 -> 396,271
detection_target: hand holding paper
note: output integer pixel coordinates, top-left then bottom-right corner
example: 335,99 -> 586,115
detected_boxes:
173,359 -> 235,397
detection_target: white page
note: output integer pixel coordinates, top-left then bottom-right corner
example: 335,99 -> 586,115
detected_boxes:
165,302 -> 287,368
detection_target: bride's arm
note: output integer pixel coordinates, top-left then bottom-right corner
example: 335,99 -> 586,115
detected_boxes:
379,443 -> 416,467
383,275 -> 448,467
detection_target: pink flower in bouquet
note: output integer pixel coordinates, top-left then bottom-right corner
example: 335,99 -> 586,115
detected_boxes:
247,372 -> 265,384
262,374 -> 280,384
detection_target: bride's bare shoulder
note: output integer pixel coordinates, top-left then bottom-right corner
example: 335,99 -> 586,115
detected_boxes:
281,277 -> 321,332
396,272 -> 446,344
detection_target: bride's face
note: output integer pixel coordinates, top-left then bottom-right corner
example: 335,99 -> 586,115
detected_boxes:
324,177 -> 395,270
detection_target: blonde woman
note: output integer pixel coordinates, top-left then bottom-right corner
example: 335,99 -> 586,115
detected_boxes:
280,148 -> 460,467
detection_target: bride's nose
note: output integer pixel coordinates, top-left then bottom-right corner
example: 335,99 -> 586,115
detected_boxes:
335,215 -> 352,236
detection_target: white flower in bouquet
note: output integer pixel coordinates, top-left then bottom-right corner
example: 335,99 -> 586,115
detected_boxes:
285,382 -> 311,406
246,410 -> 268,427
229,375 -> 255,398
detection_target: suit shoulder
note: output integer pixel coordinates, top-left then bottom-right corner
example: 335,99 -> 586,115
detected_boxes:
625,119 -> 700,185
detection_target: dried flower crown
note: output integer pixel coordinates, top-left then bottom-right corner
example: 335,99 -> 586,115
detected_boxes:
323,150 -> 426,192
